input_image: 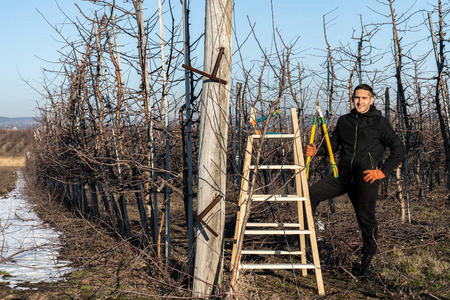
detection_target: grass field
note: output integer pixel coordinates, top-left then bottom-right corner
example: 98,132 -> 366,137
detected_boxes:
0,166 -> 19,195
0,129 -> 31,196
0,128 -> 33,156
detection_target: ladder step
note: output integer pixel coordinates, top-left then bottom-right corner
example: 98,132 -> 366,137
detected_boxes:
252,134 -> 296,139
241,249 -> 303,255
239,263 -> 317,270
249,165 -> 302,170
246,222 -> 303,227
248,195 -> 306,202
244,230 -> 311,235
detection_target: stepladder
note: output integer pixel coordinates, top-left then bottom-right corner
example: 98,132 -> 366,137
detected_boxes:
230,107 -> 325,296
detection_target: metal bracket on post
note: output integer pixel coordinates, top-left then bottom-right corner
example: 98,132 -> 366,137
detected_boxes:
193,194 -> 223,237
182,47 -> 227,84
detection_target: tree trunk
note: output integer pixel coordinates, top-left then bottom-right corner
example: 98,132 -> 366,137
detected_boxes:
234,82 -> 243,185
396,165 -> 406,222
429,6 -> 450,194
391,2 -> 411,222
182,0 -> 195,276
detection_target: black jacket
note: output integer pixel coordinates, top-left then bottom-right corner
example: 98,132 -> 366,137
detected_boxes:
317,106 -> 406,182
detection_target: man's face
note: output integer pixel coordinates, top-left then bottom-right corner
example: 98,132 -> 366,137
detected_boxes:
353,89 -> 374,114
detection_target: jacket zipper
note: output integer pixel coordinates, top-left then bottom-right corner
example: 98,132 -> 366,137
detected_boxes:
350,116 -> 359,182
368,152 -> 375,169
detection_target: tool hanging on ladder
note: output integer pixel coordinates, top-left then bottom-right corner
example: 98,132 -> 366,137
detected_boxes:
247,109 -> 281,134
250,109 -> 280,126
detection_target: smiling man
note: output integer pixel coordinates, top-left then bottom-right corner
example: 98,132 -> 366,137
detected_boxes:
354,86 -> 374,114
287,84 -> 406,278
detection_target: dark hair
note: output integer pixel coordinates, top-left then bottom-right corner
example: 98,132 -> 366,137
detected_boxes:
353,84 -> 374,97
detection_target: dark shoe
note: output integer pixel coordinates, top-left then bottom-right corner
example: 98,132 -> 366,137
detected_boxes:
283,237 -> 299,251
358,264 -> 373,278
358,254 -> 374,278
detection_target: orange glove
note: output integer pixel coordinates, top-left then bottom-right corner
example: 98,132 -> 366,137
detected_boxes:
363,167 -> 385,184
305,143 -> 317,157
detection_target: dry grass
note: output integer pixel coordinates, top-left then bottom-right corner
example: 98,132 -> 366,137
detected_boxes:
0,156 -> 25,167
0,167 -> 19,196
0,128 -> 33,156
0,129 -> 30,195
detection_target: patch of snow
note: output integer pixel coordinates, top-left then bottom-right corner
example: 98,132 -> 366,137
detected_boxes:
0,172 -> 74,288
316,219 -> 325,231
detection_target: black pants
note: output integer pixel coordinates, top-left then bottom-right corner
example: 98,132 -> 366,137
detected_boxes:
309,176 -> 379,256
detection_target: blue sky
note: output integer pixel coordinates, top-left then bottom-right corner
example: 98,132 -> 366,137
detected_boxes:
0,0 -> 437,118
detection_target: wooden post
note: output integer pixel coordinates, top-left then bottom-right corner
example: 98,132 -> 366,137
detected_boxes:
193,0 -> 233,296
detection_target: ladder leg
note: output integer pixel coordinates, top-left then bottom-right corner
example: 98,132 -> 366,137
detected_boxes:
230,109 -> 256,286
291,108 -> 325,294
298,201 -> 307,277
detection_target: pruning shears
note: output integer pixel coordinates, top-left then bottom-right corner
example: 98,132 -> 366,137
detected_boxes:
305,99 -> 339,179
248,110 -> 281,134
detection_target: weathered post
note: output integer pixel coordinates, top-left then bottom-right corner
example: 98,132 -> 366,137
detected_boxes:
193,0 -> 233,296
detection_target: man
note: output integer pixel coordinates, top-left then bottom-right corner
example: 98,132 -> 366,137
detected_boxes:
289,84 -> 406,277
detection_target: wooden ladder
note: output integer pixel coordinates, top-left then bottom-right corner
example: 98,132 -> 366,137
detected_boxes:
230,108 -> 324,295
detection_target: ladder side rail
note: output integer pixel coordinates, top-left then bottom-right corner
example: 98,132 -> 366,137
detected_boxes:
230,107 -> 257,271
231,107 -> 264,290
230,134 -> 254,270
231,106 -> 283,287
291,108 -> 308,276
291,108 -> 325,295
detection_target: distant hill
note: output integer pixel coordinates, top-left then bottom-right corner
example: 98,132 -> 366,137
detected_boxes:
0,116 -> 37,129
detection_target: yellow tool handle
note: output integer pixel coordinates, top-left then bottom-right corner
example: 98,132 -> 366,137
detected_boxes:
321,120 -> 339,178
305,119 -> 317,179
